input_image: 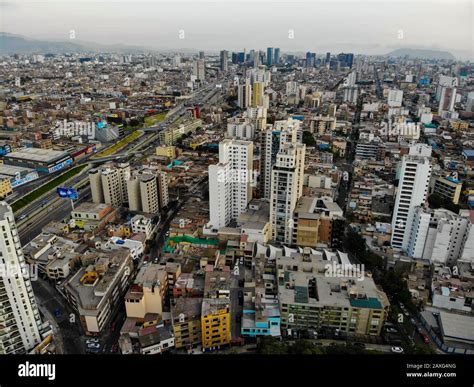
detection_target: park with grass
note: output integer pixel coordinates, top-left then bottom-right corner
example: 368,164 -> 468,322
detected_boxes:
144,111 -> 168,127
92,130 -> 143,159
12,165 -> 87,212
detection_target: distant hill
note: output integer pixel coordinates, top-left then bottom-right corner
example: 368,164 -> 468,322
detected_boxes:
385,48 -> 455,61
0,33 -> 87,54
0,33 -> 154,55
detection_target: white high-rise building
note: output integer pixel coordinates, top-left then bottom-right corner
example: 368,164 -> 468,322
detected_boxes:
245,107 -> 267,130
90,163 -> 168,212
387,89 -> 403,107
286,81 -> 298,96
207,140 -> 253,232
237,81 -> 252,109
438,86 -> 457,114
436,75 -> 458,101
460,210 -> 474,262
260,118 -> 301,199
343,86 -> 358,103
247,66 -> 271,86
343,71 -> 357,87
0,202 -> 42,354
226,117 -> 255,140
405,206 -> 472,265
89,162 -> 130,208
193,59 -> 205,81
391,144 -> 432,250
466,91 -> 474,112
270,143 -> 306,244
127,169 -> 160,214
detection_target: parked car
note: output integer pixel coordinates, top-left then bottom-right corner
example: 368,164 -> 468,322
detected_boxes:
87,343 -> 100,349
422,334 -> 430,344
391,346 -> 404,354
86,339 -> 99,345
386,327 -> 398,334
353,342 -> 366,349
53,308 -> 62,318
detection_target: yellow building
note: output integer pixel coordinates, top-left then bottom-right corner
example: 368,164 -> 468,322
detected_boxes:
431,176 -> 462,205
156,146 -> 176,158
0,178 -> 12,199
171,298 -> 202,349
159,119 -> 202,145
201,298 -> 231,350
450,120 -> 469,131
251,82 -> 264,107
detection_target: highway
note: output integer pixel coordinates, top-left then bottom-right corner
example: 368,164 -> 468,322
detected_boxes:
19,186 -> 91,244
15,76 -> 231,244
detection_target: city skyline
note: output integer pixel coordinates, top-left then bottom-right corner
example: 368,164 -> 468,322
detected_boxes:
1,0 -> 473,59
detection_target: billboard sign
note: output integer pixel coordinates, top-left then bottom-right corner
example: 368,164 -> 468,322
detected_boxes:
57,187 -> 78,200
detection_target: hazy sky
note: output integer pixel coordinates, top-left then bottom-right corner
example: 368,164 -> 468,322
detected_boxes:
1,0 -> 473,59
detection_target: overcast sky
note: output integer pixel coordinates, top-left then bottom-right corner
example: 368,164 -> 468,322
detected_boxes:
1,0 -> 473,59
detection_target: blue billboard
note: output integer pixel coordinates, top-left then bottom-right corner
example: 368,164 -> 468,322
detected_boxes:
57,187 -> 78,200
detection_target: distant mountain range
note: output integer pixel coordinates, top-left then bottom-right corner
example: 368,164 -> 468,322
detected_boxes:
0,33 -> 156,55
0,33 -> 458,61
385,48 -> 456,61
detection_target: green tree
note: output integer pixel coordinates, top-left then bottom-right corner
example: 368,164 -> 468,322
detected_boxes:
428,193 -> 444,209
258,337 -> 288,354
302,131 -> 316,147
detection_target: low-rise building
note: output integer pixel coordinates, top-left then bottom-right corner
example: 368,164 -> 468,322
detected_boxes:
125,264 -> 168,319
277,250 -> 389,337
171,297 -> 203,349
201,298 -> 231,350
241,255 -> 281,337
64,249 -> 133,334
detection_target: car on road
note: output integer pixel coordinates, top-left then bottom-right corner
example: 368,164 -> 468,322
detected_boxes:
422,334 -> 430,344
391,346 -> 404,354
53,308 -> 62,318
410,318 -> 416,325
18,214 -> 27,221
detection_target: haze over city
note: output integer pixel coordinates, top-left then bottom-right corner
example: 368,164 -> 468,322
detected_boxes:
1,0 -> 473,59
0,1 -> 473,385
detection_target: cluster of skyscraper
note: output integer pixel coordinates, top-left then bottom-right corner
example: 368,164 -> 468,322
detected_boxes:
231,48 -> 280,67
